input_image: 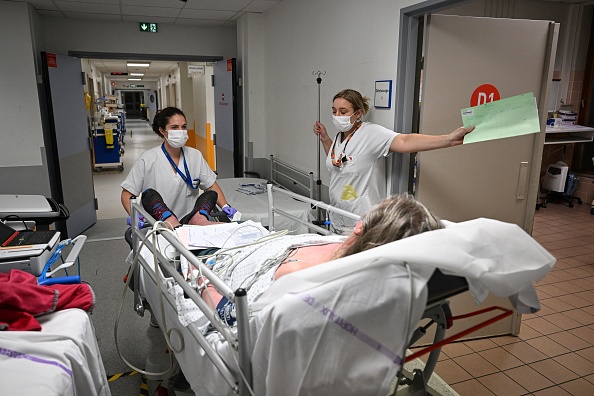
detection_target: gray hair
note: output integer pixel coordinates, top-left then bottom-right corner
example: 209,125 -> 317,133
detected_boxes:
338,193 -> 443,258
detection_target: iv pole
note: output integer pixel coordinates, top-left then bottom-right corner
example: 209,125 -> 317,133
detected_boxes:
312,70 -> 326,225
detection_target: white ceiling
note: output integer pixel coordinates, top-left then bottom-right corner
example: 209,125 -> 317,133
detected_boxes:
90,59 -> 187,81
11,0 -> 283,27
12,0 -> 284,81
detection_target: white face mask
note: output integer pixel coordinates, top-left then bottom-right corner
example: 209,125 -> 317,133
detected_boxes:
332,113 -> 359,132
166,129 -> 188,148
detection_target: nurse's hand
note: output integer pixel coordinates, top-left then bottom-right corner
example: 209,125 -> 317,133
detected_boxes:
313,121 -> 331,143
222,205 -> 237,219
127,213 -> 146,228
448,126 -> 475,146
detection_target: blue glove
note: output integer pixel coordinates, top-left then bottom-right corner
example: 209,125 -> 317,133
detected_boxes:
127,214 -> 146,228
222,205 -> 237,219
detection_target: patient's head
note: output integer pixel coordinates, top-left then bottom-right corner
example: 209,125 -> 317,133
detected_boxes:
339,193 -> 443,258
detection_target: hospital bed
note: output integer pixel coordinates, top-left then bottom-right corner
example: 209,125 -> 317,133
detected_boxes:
217,155 -> 316,234
126,186 -> 555,396
0,308 -> 111,396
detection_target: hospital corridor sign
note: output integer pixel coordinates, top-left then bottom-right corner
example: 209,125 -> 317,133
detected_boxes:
139,22 -> 158,33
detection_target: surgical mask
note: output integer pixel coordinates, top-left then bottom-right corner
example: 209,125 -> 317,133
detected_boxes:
332,113 -> 359,132
166,129 -> 188,148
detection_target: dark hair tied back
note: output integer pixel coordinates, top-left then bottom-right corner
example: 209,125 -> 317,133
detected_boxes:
152,107 -> 186,137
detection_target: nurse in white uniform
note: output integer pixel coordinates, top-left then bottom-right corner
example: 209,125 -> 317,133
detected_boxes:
121,107 -> 236,222
313,89 -> 473,233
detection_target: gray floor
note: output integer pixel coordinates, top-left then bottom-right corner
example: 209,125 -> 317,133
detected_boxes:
83,119 -> 169,395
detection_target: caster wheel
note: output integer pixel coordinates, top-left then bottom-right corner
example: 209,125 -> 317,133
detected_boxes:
578,198 -> 583,204
569,203 -> 574,208
591,207 -> 594,215
118,165 -> 124,171
94,167 -> 101,172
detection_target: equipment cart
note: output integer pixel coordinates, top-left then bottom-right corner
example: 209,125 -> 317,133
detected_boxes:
92,116 -> 124,172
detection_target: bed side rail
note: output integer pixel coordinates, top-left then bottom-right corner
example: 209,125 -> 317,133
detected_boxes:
266,182 -> 361,234
270,154 -> 315,199
130,199 -> 246,394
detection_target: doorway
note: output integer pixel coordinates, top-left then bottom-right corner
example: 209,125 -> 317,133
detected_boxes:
123,91 -> 143,119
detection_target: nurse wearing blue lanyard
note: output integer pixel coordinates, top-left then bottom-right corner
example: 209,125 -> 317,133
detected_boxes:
121,107 -> 237,224
313,89 -> 474,233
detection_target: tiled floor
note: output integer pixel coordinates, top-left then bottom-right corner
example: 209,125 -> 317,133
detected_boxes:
416,200 -> 594,395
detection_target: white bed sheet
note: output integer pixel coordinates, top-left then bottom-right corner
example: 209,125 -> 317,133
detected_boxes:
217,177 -> 313,234
136,217 -> 555,396
0,308 -> 110,396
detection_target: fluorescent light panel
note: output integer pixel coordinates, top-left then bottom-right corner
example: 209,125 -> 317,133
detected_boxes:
127,63 -> 150,67
128,78 -> 142,81
130,73 -> 144,76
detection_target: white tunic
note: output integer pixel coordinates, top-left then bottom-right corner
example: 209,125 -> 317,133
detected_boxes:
121,145 -> 217,218
326,122 -> 398,232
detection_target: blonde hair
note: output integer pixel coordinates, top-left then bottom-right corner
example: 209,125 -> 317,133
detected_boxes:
338,193 -> 443,258
333,89 -> 370,117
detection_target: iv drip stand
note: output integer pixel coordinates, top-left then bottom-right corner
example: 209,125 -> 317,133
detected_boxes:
313,70 -> 326,226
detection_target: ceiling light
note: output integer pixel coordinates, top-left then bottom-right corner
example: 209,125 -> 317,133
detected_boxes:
127,63 -> 150,67
128,78 -> 142,81
130,73 -> 144,76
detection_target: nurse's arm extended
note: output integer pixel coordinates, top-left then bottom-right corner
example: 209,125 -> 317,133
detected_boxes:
205,182 -> 230,209
390,126 -> 474,153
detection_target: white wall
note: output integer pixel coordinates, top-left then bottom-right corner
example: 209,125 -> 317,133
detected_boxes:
192,69 -> 208,138
0,1 -> 45,167
41,18 -> 237,60
242,0 -> 408,186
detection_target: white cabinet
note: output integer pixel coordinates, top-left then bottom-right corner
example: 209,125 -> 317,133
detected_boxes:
545,125 -> 594,145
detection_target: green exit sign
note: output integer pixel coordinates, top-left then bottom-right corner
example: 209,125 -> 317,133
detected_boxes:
139,22 -> 158,33
130,84 -> 145,88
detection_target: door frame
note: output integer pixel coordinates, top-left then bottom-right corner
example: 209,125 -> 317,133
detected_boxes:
393,0 -> 465,195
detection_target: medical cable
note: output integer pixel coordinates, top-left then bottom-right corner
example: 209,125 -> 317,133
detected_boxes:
1,215 -> 31,231
114,222 -> 185,377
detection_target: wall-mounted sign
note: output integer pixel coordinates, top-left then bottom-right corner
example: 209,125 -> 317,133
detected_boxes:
188,65 -> 205,75
111,72 -> 128,76
130,84 -> 145,88
374,80 -> 392,108
139,22 -> 158,33
110,81 -> 116,87
46,53 -> 57,68
470,84 -> 500,107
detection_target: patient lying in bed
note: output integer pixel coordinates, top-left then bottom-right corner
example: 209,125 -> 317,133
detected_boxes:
193,193 -> 443,327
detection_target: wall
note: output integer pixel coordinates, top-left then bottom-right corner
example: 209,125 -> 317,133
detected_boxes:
41,18 -> 237,61
0,1 -> 50,195
241,0 -> 407,188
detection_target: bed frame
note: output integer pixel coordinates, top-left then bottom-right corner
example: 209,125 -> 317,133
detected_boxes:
128,184 -> 364,394
128,187 -> 493,396
268,154 -> 315,200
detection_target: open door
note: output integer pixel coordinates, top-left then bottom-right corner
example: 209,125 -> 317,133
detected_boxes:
416,15 -> 558,338
213,58 -> 243,178
41,52 -> 97,238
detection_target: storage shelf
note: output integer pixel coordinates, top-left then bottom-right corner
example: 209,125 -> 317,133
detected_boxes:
544,125 -> 594,145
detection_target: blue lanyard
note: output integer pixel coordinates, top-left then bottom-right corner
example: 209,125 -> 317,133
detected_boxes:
161,144 -> 199,189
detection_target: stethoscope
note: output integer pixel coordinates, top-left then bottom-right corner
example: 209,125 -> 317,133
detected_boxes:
161,144 -> 200,189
